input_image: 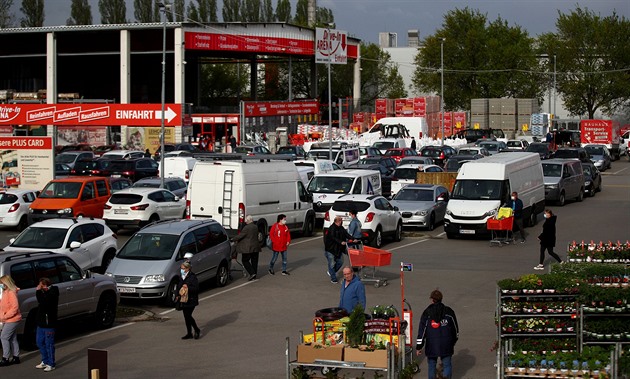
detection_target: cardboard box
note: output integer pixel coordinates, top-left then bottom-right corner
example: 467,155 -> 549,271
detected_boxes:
343,347 -> 388,368
296,344 -> 344,363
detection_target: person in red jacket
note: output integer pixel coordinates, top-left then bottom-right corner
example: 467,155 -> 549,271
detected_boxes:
268,214 -> 291,276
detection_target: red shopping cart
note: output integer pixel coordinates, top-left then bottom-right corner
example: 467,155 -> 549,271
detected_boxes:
487,216 -> 514,246
347,245 -> 392,287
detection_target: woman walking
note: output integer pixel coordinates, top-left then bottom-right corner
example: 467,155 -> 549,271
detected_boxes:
0,275 -> 22,366
535,209 -> 562,270
177,262 -> 201,340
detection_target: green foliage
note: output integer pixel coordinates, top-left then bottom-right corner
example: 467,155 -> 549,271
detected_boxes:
293,0 -> 307,26
197,0 -> 218,23
291,366 -> 312,379
99,0 -> 127,24
0,0 -> 15,28
260,0 -> 273,22
20,0 -> 44,27
67,0 -> 92,25
275,0 -> 291,23
241,0 -> 261,22
222,0 -> 240,22
346,303 -> 366,347
133,0 -> 155,23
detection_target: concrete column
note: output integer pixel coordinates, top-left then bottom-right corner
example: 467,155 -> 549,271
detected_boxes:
353,48 -> 361,110
174,27 -> 184,143
120,30 -> 131,147
46,32 -> 57,138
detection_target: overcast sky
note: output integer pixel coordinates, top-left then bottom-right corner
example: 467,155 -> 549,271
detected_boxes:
10,0 -> 630,44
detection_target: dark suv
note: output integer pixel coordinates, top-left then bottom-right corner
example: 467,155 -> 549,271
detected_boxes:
0,251 -> 118,346
106,158 -> 159,182
552,147 -> 591,163
70,158 -> 113,176
420,145 -> 458,167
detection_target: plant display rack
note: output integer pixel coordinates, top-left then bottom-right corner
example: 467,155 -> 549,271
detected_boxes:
496,262 -> 630,379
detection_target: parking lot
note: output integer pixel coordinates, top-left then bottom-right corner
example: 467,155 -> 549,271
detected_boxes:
0,164 -> 628,378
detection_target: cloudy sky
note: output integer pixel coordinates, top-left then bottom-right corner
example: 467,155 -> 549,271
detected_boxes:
10,0 -> 630,44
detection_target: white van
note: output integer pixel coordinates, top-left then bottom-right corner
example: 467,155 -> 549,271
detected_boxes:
186,159 -> 316,238
159,156 -> 197,183
296,165 -> 315,186
306,169 -> 382,219
372,138 -> 407,154
306,146 -> 360,168
443,152 -> 545,239
293,159 -> 340,175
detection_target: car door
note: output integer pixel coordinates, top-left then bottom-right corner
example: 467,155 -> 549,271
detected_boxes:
375,198 -> 394,232
79,223 -> 106,269
64,225 -> 91,270
147,190 -> 167,218
52,256 -> 95,316
191,225 -> 216,281
161,190 -> 182,219
435,186 -> 449,220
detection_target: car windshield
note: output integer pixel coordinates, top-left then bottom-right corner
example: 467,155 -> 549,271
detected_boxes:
372,141 -> 394,150
103,153 -> 126,159
116,233 -> 180,260
109,193 -> 144,204
55,154 -> 78,164
74,161 -> 98,170
479,143 -> 499,151
0,193 -> 18,204
384,150 -> 403,157
393,168 -> 418,180
133,181 -> 160,189
457,149 -> 476,155
40,182 -> 82,198
451,179 -> 504,200
553,150 -> 578,158
331,201 -> 371,212
358,158 -> 381,165
393,188 -> 433,201
307,176 -> 354,194
585,146 -> 604,155
507,141 -> 522,148
11,227 -> 67,248
445,160 -> 465,171
234,147 -> 252,153
527,144 -> 548,153
542,163 -> 562,177
420,149 -> 440,157
401,158 -> 431,165
582,165 -> 593,176
277,147 -> 295,154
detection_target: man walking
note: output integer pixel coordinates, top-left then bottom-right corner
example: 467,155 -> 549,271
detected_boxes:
233,215 -> 261,280
324,216 -> 350,283
506,191 -> 526,243
339,267 -> 366,313
416,289 -> 459,379
35,278 -> 59,372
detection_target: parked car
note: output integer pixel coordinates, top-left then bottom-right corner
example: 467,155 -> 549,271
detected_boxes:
108,177 -> 133,193
456,147 -> 490,157
106,158 -> 159,182
55,151 -> 95,169
526,142 -> 554,160
277,145 -> 307,159
0,251 -> 118,346
101,150 -> 145,160
103,187 -> 186,230
106,219 -> 233,305
552,147 -> 591,163
419,145 -> 457,167
55,163 -> 71,178
506,139 -> 530,151
444,154 -> 483,172
132,177 -> 188,198
0,189 -> 38,231
56,144 -> 93,154
390,184 -> 449,230
542,159 -> 585,206
93,145 -> 120,157
383,147 -> 418,163
352,157 -> 398,173
358,146 -> 382,159
346,163 -> 394,198
234,145 -> 272,155
154,144 -> 201,159
390,164 -> 443,197
581,161 -> 602,197
477,140 -> 508,155
3,218 -> 118,272
398,156 -> 435,166
70,158 -> 113,176
583,144 -> 612,171
452,128 -> 499,143
323,194 -> 403,248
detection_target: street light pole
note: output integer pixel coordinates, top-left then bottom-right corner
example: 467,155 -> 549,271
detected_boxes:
327,26 -> 333,161
553,54 -> 557,116
440,38 -> 445,146
159,2 -> 169,189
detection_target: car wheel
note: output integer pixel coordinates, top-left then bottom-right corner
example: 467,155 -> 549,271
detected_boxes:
100,249 -> 116,273
215,261 -> 229,287
16,215 -> 28,232
394,222 -> 403,241
446,232 -> 456,239
588,184 -> 595,197
558,192 -> 566,206
302,214 -> 315,237
529,211 -> 537,227
427,214 -> 435,231
164,279 -> 179,307
257,221 -> 268,248
93,292 -> 117,329
371,227 -> 383,248
576,189 -> 584,202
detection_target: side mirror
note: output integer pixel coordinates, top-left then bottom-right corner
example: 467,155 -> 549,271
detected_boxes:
437,195 -> 446,202
183,252 -> 194,260
174,196 -> 180,202
84,270 -> 92,279
393,206 -> 399,211
9,238 -> 15,244
70,241 -> 82,249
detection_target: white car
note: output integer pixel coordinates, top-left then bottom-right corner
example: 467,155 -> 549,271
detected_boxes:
323,194 -> 402,248
0,189 -> 38,231
390,164 -> 444,197
103,187 -> 186,230
3,218 -> 119,272
101,150 -> 145,160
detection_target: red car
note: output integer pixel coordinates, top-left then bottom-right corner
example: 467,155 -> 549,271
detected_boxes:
383,148 -> 418,163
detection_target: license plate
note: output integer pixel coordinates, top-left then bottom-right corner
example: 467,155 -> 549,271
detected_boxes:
118,287 -> 136,293
460,229 -> 475,234
111,174 -> 121,178
114,209 -> 128,214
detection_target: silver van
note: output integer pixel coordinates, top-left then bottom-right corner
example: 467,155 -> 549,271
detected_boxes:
542,159 -> 585,206
106,219 -> 232,305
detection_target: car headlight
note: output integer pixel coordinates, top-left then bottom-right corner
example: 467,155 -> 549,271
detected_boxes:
57,208 -> 73,214
546,184 -> 558,189
446,209 -> 452,216
585,181 -> 592,186
145,274 -> 166,282
415,210 -> 428,216
484,209 -> 497,217
29,208 -> 34,213
105,272 -> 113,277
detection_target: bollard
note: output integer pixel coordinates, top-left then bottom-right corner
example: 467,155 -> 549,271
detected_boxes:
87,349 -> 108,379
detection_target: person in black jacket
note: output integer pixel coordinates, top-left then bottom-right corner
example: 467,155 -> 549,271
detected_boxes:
416,289 -> 459,379
35,277 -> 59,372
324,216 -> 353,284
177,261 -> 201,340
535,209 -> 562,270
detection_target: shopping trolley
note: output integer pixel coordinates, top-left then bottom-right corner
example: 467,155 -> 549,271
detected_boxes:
487,216 -> 514,246
347,245 -> 392,287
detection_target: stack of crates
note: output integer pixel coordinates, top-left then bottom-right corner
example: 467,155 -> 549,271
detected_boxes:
517,99 -> 540,134
471,99 -> 489,130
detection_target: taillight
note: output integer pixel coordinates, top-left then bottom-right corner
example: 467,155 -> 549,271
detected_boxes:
439,152 -> 445,160
185,199 -> 191,219
238,203 -> 245,224
92,170 -> 101,175
70,169 -> 76,174
111,233 -> 118,239
185,170 -> 189,180
324,211 -> 330,222
123,171 -> 133,176
104,204 -> 112,210
364,212 -> 375,223
8,204 -> 19,213
130,204 -> 149,211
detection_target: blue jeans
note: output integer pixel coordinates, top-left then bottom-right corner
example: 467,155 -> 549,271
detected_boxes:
324,251 -> 344,282
36,327 -> 55,367
427,355 -> 452,379
269,250 -> 287,272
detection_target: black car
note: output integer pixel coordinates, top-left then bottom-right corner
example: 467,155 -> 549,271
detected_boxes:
419,145 -> 458,167
276,145 -> 307,159
351,157 -> 397,173
106,158 -> 159,182
453,128 -> 504,143
70,158 -> 113,176
581,161 -> 602,197
444,154 -> 483,172
526,142 -> 554,160
553,147 -> 591,163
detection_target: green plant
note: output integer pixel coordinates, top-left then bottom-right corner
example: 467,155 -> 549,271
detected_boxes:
291,366 -> 312,379
498,278 -> 521,291
619,349 -> 630,376
399,360 -> 420,379
347,304 -> 366,347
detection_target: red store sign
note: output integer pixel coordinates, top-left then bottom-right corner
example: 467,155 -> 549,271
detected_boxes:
0,136 -> 53,149
243,101 -> 320,117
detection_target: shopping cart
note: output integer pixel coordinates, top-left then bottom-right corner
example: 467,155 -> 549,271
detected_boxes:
347,245 -> 392,287
487,216 -> 514,246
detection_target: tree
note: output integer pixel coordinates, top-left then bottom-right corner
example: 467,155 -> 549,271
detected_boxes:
386,66 -> 407,99
240,0 -> 261,22
538,7 -> 630,118
68,0 -> 92,25
186,1 -> 199,21
172,0 -> 184,21
99,0 -> 126,24
198,61 -> 248,105
356,43 -> 405,109
412,8 -> 543,111
274,0 -> 290,23
260,0 -> 273,22
20,0 -> 44,27
293,0 -> 307,26
0,0 -> 15,28
133,0 -> 155,22
198,0 -> 217,23
222,0 -> 240,22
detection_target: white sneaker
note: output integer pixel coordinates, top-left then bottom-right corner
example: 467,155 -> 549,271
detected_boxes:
35,361 -> 46,369
44,365 -> 55,372
534,264 -> 544,270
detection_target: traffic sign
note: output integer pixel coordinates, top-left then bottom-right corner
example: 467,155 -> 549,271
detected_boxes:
315,28 -> 347,64
0,103 -> 182,126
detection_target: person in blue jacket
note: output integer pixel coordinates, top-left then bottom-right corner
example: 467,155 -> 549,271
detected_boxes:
416,289 -> 459,379
505,191 -> 526,243
339,266 -> 366,314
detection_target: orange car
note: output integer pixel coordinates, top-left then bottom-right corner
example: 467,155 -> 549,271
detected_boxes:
28,176 -> 111,224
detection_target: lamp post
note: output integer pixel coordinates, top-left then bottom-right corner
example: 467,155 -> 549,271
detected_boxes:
327,25 -> 333,161
440,38 -> 445,146
553,54 -> 557,116
158,2 -> 169,189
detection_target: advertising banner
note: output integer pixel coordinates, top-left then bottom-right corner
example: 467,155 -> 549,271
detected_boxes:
315,28 -> 348,64
0,137 -> 53,190
126,127 -> 175,153
243,101 -> 319,117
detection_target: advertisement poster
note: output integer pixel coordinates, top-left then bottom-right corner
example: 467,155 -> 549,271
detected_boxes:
126,127 -> 174,153
57,126 -> 107,146
0,136 -> 53,190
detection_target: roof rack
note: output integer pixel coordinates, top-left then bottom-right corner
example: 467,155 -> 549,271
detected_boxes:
1,251 -> 57,262
191,153 -> 295,163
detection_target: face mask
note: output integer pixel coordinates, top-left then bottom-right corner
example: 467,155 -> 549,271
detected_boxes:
511,196 -> 516,200
180,269 -> 187,277
281,219 -> 287,225
544,214 -> 549,219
